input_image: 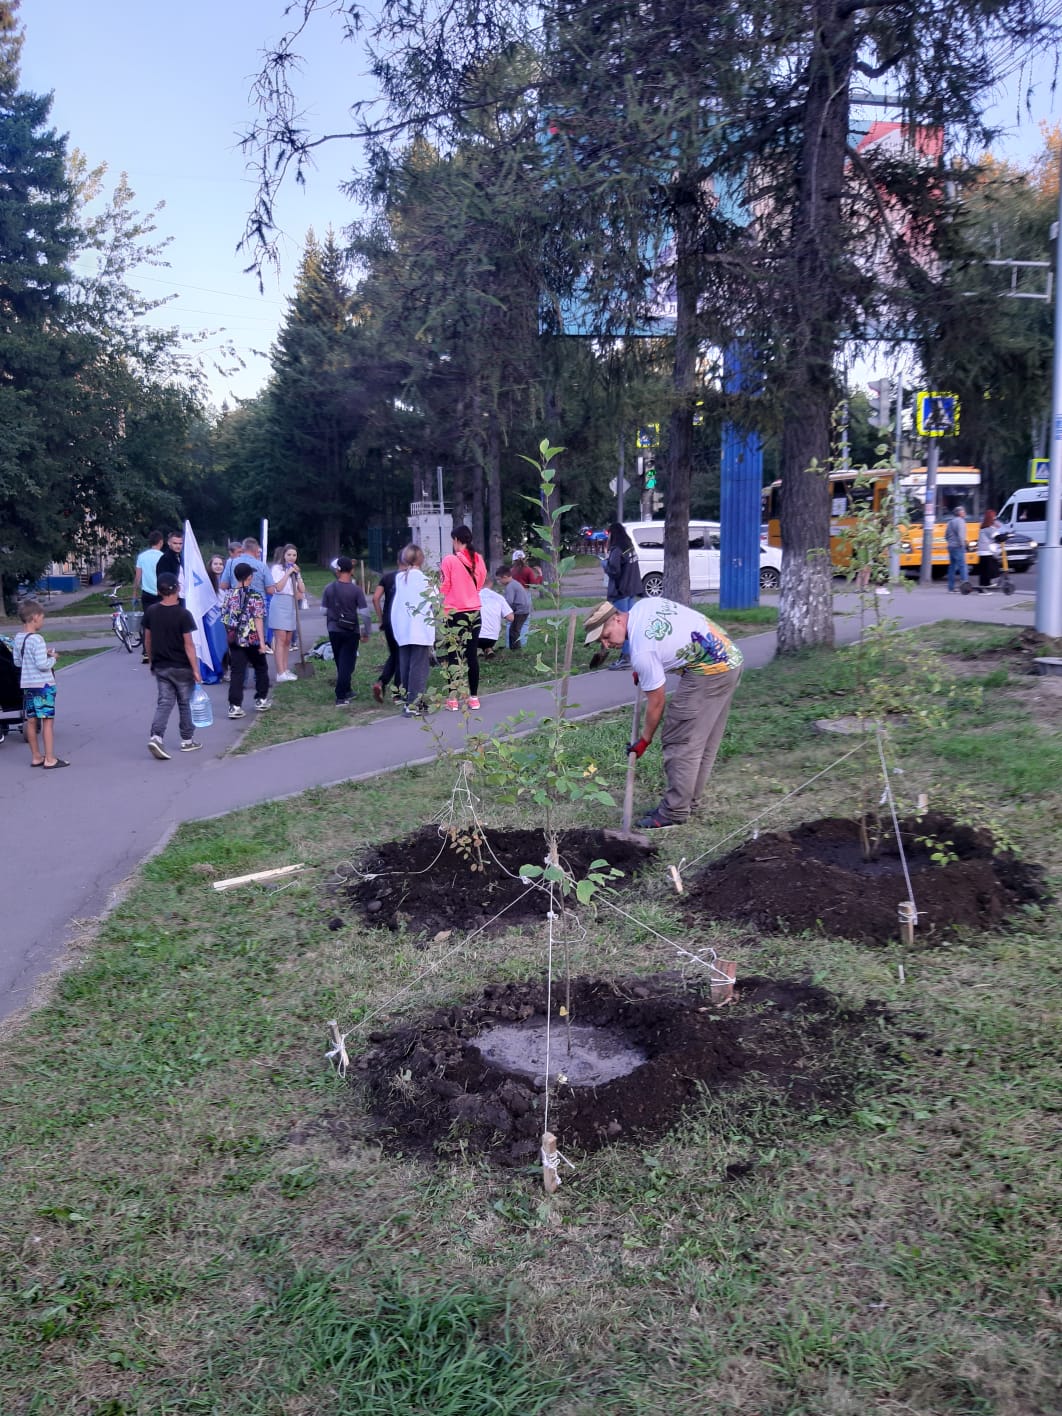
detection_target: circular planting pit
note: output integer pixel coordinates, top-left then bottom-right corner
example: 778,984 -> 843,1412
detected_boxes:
685,814 -> 1047,945
352,973 -> 890,1165
344,826 -> 655,937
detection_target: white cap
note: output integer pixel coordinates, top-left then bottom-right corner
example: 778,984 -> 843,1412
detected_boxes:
511,549 -> 526,560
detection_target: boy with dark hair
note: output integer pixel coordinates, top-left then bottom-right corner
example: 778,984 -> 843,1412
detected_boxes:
495,565 -> 531,650
321,556 -> 369,705
143,572 -> 203,759
13,599 -> 68,768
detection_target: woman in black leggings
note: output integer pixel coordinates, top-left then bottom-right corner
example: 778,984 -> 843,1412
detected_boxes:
438,525 -> 487,710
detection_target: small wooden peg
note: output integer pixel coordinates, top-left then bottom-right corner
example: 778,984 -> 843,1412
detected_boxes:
711,960 -> 737,1006
898,900 -> 916,947
325,1020 -> 350,1076
541,1132 -> 559,1193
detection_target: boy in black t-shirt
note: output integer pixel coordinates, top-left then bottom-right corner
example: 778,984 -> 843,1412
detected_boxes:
142,572 -> 203,760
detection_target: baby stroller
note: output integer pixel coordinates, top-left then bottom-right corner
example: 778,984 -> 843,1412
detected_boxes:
0,637 -> 25,745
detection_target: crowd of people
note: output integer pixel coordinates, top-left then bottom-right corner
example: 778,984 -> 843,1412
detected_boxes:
7,522 -> 743,831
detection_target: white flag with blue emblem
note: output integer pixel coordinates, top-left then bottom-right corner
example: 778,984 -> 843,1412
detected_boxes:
182,520 -> 226,684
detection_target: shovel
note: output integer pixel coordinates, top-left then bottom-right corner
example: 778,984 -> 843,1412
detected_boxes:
291,588 -> 315,679
603,685 -> 650,847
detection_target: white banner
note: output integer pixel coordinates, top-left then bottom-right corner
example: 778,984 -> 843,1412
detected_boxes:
182,520 -> 226,684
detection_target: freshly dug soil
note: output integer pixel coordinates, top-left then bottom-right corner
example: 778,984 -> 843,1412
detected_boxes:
352,973 -> 889,1165
686,813 -> 1047,945
344,826 -> 655,936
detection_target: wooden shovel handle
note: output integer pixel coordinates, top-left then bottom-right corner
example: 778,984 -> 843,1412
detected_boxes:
621,686 -> 643,833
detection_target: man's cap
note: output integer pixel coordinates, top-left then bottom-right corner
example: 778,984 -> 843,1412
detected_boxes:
157,572 -> 179,594
583,600 -> 619,645
335,555 -> 354,573
511,549 -> 526,560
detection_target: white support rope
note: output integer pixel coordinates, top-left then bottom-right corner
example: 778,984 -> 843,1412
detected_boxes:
597,894 -> 735,985
874,725 -> 918,915
542,879 -> 558,1139
340,881 -> 539,1039
676,741 -> 868,876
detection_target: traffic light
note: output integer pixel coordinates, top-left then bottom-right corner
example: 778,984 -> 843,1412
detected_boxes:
868,377 -> 892,430
645,465 -> 658,490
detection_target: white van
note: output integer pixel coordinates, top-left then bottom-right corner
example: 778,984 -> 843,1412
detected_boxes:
997,486 -> 1050,545
623,521 -> 782,596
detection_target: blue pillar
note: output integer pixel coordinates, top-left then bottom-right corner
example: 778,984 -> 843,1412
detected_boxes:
720,344 -> 764,610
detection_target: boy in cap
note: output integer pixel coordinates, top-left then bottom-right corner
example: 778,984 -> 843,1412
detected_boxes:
584,596 -> 742,829
321,556 -> 369,705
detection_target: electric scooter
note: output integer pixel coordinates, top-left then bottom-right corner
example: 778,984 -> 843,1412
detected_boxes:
960,531 -> 1014,596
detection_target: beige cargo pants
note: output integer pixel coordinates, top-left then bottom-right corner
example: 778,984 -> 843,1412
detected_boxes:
657,665 -> 742,823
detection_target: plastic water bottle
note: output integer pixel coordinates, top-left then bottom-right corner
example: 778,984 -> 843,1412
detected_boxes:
190,685 -> 213,729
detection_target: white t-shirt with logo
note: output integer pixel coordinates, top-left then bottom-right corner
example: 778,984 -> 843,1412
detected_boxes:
626,598 -> 743,692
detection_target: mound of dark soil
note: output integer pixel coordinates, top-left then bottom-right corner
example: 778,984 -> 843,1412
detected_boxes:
686,813 -> 1047,945
352,973 -> 888,1165
344,826 -> 655,936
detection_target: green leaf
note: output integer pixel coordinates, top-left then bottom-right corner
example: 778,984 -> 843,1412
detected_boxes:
576,879 -> 596,905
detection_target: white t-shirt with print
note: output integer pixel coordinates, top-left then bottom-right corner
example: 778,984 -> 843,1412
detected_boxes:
626,598 -> 743,692
478,586 -> 513,641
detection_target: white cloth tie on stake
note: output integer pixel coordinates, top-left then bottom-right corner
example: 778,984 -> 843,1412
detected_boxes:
540,1145 -> 576,1184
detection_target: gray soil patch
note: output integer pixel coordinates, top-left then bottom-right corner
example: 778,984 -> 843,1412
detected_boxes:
473,1018 -> 648,1086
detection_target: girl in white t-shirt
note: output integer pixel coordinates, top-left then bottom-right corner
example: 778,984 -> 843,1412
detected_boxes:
269,544 -> 302,681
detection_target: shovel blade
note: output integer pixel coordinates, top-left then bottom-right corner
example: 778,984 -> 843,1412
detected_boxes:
602,827 -> 651,848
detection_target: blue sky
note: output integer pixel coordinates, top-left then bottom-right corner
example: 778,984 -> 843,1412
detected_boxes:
21,0 -> 378,406
19,3 -> 1062,409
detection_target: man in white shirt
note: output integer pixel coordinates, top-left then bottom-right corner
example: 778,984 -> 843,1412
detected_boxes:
584,597 -> 743,830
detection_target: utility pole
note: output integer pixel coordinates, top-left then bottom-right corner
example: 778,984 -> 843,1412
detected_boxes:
918,440 -> 940,585
616,430 -> 626,524
890,375 -> 903,583
1036,151 -> 1062,638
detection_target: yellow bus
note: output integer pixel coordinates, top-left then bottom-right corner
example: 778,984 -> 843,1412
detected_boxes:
764,467 -> 983,573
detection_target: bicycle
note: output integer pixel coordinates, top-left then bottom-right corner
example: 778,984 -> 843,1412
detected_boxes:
108,586 -> 143,652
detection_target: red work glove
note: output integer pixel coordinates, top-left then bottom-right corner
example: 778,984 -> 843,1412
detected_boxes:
626,738 -> 650,759
631,670 -> 639,686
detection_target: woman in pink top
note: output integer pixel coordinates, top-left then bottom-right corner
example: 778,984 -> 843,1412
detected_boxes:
439,525 -> 487,710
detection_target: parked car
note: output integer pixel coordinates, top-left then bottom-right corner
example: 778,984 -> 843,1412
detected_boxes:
622,520 -> 782,596
995,528 -> 1037,572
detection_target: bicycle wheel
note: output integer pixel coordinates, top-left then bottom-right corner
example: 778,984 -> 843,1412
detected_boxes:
113,615 -> 134,653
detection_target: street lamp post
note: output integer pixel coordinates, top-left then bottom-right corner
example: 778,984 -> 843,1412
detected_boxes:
1035,149 -> 1062,638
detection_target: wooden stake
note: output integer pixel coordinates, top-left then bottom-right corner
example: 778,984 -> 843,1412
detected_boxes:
557,609 -> 579,720
212,863 -> 306,892
541,1131 -> 559,1193
710,960 -> 737,1006
900,900 -> 917,945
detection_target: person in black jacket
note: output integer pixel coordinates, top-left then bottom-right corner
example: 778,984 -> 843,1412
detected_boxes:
603,522 -> 641,669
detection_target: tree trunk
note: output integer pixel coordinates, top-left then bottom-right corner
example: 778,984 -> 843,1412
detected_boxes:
775,2 -> 857,653
317,517 -> 341,566
486,417 -> 504,570
663,178 -> 698,605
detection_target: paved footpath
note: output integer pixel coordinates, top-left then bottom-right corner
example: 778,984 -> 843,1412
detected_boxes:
0,582 -> 1037,1024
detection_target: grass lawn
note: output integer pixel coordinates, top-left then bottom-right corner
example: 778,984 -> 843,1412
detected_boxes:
43,591 -> 120,618
55,648 -> 108,669
0,621 -> 1058,1412
237,605 -> 779,754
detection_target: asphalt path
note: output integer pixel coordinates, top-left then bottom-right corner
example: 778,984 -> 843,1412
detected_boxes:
0,577 -> 1039,1024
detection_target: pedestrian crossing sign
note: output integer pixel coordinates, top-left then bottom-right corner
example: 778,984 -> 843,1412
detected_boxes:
1030,458 -> 1049,484
915,391 -> 959,437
